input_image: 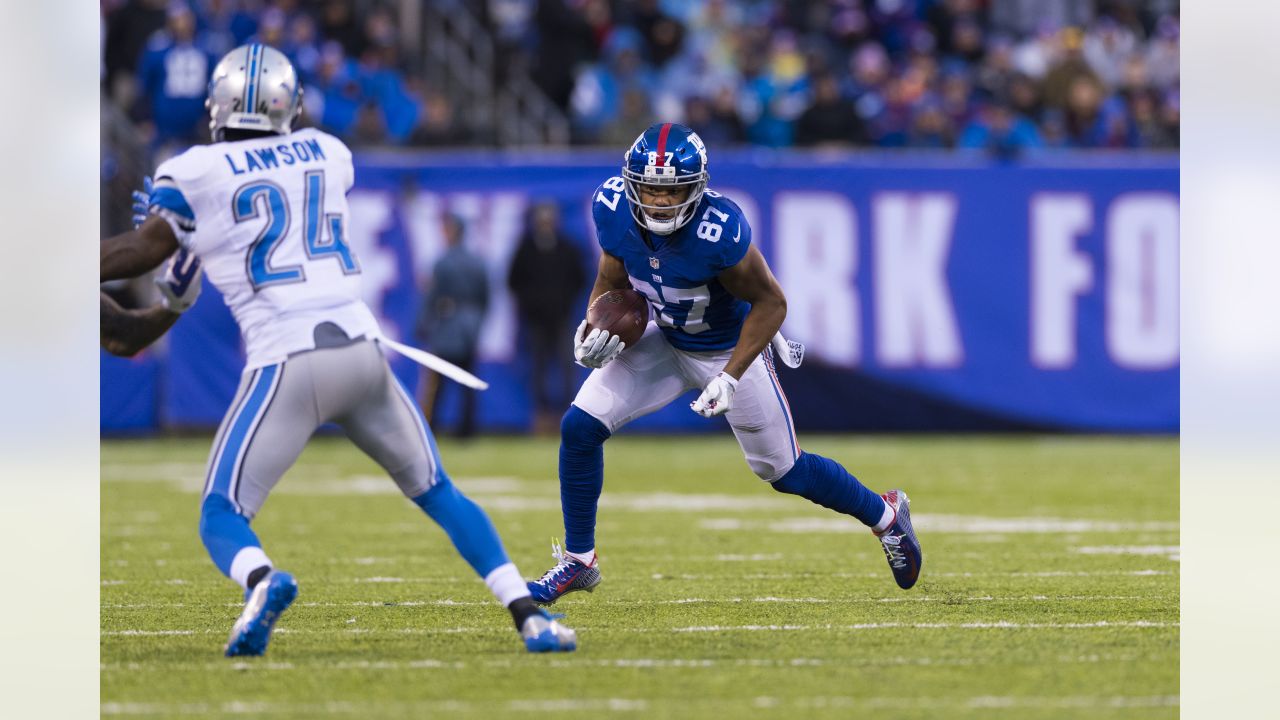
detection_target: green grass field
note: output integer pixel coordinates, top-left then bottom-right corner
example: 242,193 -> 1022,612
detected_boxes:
102,434 -> 1178,718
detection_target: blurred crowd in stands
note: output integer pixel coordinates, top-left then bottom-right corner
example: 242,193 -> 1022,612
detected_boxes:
102,0 -> 1179,157
102,0 -> 435,156
504,0 -> 1179,152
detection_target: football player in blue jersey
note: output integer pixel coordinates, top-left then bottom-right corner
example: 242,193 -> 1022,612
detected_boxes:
527,123 -> 923,604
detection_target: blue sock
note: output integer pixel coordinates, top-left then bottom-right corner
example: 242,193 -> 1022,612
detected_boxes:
772,452 -> 886,528
199,494 -> 263,577
412,475 -> 510,578
559,405 -> 611,555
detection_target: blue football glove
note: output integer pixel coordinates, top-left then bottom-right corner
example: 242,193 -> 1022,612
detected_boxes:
131,175 -> 153,229
155,248 -> 203,313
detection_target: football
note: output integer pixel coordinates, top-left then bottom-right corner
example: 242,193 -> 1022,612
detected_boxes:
585,288 -> 650,346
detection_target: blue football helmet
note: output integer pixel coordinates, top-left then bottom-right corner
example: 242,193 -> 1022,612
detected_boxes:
622,123 -> 710,235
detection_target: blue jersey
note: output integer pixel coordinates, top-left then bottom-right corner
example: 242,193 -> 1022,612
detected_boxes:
591,176 -> 752,351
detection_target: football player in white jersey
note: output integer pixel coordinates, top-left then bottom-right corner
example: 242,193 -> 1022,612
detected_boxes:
100,44 -> 576,656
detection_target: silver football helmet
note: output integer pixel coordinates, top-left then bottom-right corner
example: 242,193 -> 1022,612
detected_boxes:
206,44 -> 303,141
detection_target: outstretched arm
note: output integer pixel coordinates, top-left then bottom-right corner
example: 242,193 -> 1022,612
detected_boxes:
100,292 -> 180,357
715,246 -> 787,380
101,215 -> 179,282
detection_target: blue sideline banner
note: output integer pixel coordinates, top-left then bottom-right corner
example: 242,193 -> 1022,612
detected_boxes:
102,151 -> 1178,434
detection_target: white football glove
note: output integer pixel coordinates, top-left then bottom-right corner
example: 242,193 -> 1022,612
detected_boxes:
691,372 -> 738,418
573,319 -> 625,369
154,248 -> 203,313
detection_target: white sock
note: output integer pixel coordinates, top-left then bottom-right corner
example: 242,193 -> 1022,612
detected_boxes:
229,546 -> 272,590
485,563 -> 531,607
566,548 -> 596,566
872,497 -> 896,534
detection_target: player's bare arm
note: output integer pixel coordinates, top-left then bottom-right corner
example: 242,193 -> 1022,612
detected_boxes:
100,292 -> 180,357
101,246 -> 204,355
716,246 -> 787,380
588,251 -> 631,306
101,215 -> 179,282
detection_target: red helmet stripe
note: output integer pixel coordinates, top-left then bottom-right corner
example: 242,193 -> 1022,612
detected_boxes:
655,123 -> 673,166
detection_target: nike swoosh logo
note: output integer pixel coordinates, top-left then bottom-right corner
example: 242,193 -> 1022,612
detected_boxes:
733,226 -> 741,243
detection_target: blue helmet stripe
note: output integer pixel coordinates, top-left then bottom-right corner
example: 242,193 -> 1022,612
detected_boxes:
245,43 -> 262,113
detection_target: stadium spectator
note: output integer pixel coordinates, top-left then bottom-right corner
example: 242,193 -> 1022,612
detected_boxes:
318,0 -> 367,59
103,0 -> 168,100
350,101 -> 390,146
310,42 -> 364,138
1005,72 -> 1043,124
1041,27 -> 1102,110
193,0 -> 259,58
958,97 -> 1043,157
906,98 -> 955,149
1039,107 -> 1070,148
1062,74 -> 1109,147
846,42 -> 892,141
409,89 -> 474,147
685,0 -> 743,74
507,201 -> 588,435
530,0 -> 600,113
794,73 -> 868,147
136,2 -> 215,153
630,0 -> 685,68
1145,16 -> 1180,89
284,13 -> 323,84
570,29 -> 656,143
684,90 -> 746,146
737,32 -> 809,148
600,88 -> 656,147
416,214 -> 489,439
939,63 -> 977,129
1083,16 -> 1139,89
250,6 -> 286,50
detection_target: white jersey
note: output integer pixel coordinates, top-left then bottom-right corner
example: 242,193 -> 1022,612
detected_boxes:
151,127 -> 379,369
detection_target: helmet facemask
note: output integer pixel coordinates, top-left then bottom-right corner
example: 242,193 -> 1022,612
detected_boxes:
622,165 -> 708,236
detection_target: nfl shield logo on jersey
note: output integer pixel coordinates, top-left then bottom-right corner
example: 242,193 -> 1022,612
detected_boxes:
650,257 -> 660,269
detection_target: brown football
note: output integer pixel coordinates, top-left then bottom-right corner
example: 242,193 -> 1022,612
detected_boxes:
585,288 -> 650,346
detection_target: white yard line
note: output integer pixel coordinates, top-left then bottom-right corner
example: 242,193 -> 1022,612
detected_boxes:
702,515 -> 1179,534
101,695 -> 1178,715
672,620 -> 1177,632
103,619 -> 1176,638
1074,545 -> 1181,561
101,594 -> 1162,610
101,568 -> 1176,588
101,652 -> 1165,674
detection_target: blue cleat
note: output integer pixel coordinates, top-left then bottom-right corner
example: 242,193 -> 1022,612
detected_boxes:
527,541 -> 601,606
224,570 -> 298,657
875,490 -> 922,590
521,608 -> 578,653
